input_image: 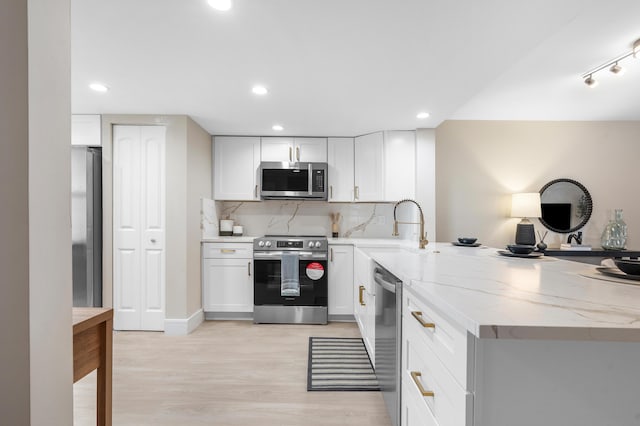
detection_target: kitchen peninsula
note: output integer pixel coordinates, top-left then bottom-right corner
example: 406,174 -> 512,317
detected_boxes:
358,243 -> 640,426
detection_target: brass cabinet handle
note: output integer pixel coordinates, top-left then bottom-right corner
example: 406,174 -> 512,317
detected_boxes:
358,285 -> 366,306
330,185 -> 333,199
248,261 -> 251,276
330,248 -> 334,262
296,146 -> 300,161
411,311 -> 435,329
289,146 -> 292,161
354,186 -> 359,200
410,371 -> 435,397
220,249 -> 236,254
254,184 -> 258,198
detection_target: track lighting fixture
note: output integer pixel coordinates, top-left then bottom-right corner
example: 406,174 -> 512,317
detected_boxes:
584,74 -> 598,88
581,37 -> 640,87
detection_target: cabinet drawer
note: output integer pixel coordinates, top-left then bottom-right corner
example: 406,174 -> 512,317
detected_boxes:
403,290 -> 472,389
401,377 -> 438,426
403,334 -> 471,426
202,243 -> 252,259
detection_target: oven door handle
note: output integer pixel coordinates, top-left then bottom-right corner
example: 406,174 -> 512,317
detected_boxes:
253,251 -> 324,260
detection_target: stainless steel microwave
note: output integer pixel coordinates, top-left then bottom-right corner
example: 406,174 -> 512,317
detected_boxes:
260,162 -> 328,200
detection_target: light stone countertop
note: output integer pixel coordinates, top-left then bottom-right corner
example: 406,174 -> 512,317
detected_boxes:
360,242 -> 640,342
201,236 -> 257,243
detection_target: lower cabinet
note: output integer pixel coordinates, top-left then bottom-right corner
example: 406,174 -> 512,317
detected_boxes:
328,244 -> 354,318
401,285 -> 473,426
202,242 -> 253,315
353,247 -> 375,365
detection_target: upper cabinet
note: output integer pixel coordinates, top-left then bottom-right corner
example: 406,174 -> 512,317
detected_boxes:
327,137 -> 355,202
213,136 -> 261,201
261,137 -> 327,162
383,130 -> 416,201
354,131 -> 415,202
71,114 -> 101,146
354,132 -> 385,201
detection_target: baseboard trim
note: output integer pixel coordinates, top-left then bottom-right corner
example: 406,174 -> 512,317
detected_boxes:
204,311 -> 253,321
328,314 -> 355,322
164,309 -> 204,335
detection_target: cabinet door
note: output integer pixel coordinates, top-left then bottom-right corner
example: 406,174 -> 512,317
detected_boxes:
294,137 -> 327,162
214,136 -> 261,200
328,245 -> 354,316
202,258 -> 254,312
261,137 -> 294,162
327,137 -> 354,202
384,130 -> 415,201
354,132 -> 385,201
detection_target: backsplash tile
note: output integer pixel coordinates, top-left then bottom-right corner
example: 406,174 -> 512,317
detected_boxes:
216,200 -> 398,238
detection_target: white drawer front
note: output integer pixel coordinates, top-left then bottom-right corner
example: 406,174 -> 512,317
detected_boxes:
403,289 -> 472,389
202,242 -> 252,259
401,377 -> 438,426
403,335 -> 471,426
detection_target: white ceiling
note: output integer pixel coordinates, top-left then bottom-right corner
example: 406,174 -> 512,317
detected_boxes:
71,0 -> 640,136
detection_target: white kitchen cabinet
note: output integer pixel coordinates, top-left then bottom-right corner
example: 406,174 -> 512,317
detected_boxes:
354,131 -> 416,202
402,288 -> 472,426
328,244 -> 354,318
354,132 -> 385,201
327,137 -> 354,202
72,114 -> 101,146
261,137 -> 327,162
353,247 -> 375,365
213,136 -> 261,200
202,242 -> 253,315
384,130 -> 416,201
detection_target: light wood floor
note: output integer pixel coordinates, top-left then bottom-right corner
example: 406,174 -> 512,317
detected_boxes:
74,320 -> 392,426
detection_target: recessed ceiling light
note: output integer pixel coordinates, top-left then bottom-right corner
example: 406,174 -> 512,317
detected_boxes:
416,112 -> 430,119
207,0 -> 231,11
272,124 -> 283,131
252,85 -> 268,95
89,83 -> 109,93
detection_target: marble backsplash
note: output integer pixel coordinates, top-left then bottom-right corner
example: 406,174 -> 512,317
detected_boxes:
202,199 -> 413,239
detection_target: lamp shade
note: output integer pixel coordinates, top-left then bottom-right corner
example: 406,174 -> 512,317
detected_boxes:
511,193 -> 542,218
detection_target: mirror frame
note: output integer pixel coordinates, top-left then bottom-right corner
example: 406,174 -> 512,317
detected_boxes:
539,178 -> 593,234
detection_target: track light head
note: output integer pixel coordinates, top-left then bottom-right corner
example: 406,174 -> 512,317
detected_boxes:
584,75 -> 598,88
609,62 -> 624,75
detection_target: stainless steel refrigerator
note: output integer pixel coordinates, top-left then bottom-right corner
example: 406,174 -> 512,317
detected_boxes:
71,146 -> 102,307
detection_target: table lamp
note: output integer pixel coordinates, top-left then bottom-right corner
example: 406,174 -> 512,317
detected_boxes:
511,193 -> 541,245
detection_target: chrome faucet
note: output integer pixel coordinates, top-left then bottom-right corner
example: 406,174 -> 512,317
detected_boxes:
392,199 -> 428,249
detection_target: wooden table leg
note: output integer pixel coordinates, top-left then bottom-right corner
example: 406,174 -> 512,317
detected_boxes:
96,318 -> 113,426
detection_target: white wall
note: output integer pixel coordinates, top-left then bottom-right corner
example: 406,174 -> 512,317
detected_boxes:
28,0 -> 74,423
436,120 -> 640,249
0,0 -> 73,423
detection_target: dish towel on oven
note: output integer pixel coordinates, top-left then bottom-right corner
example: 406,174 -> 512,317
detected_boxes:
281,252 -> 300,297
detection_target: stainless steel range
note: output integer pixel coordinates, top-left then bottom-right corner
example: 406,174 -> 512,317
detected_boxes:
253,235 -> 328,324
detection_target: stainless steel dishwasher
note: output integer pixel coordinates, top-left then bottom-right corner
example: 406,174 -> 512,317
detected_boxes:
374,263 -> 402,426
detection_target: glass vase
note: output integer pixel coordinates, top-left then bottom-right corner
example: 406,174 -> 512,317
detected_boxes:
601,209 -> 628,250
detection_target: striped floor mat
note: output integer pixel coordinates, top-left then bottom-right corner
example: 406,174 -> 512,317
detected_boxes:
307,337 -> 379,391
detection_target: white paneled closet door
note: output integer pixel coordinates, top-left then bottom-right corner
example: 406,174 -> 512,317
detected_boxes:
113,125 -> 166,331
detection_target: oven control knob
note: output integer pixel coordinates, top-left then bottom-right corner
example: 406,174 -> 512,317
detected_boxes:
258,241 -> 265,247
265,241 -> 272,247
315,241 -> 322,248
308,241 -> 314,248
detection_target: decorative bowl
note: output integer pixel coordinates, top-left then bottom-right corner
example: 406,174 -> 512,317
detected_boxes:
614,259 -> 640,276
458,237 -> 478,245
506,244 -> 536,255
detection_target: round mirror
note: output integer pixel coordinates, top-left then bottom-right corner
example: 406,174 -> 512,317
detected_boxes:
539,178 -> 592,233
